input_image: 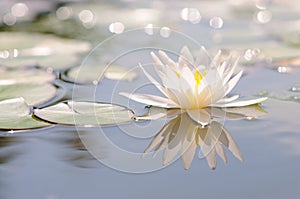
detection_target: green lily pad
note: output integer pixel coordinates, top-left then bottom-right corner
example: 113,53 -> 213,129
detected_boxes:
0,53 -> 81,70
0,32 -> 41,50
0,32 -> 90,54
221,41 -> 300,62
0,68 -> 55,85
279,30 -> 300,47
34,101 -> 134,126
0,32 -> 91,70
66,64 -> 138,84
0,98 -> 51,131
0,83 -> 57,106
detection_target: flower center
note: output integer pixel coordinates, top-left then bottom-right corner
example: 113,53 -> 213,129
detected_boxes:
194,69 -> 207,87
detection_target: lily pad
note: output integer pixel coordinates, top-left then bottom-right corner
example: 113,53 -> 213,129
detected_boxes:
0,68 -> 55,85
0,32 -> 90,54
0,53 -> 81,70
0,32 -> 91,70
0,98 -> 51,130
279,30 -> 300,47
220,41 -> 300,63
0,83 -> 57,106
66,64 -> 138,84
34,101 -> 134,126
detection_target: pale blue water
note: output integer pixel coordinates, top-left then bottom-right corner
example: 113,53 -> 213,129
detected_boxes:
1,0 -> 300,198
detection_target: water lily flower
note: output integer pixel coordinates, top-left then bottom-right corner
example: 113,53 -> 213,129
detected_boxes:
120,46 -> 267,124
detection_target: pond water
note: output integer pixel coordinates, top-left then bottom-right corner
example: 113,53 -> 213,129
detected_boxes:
1,0 -> 300,198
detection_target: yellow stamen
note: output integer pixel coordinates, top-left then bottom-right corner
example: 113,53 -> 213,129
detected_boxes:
174,70 -> 180,78
194,69 -> 207,87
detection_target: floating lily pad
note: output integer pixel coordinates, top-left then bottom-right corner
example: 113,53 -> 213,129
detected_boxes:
66,64 -> 138,84
0,98 -> 51,130
0,68 -> 55,85
0,83 -> 57,106
280,30 -> 300,47
0,52 -> 81,70
0,32 -> 90,53
0,32 -> 41,50
34,101 -> 134,126
0,32 -> 91,70
220,41 -> 300,63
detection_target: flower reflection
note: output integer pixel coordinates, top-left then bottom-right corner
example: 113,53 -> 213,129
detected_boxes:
139,105 -> 267,170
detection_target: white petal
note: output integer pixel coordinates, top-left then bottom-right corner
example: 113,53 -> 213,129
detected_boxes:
162,64 -> 181,90
187,109 -> 211,125
119,92 -> 179,108
158,50 -> 177,70
213,97 -> 268,108
223,56 -> 239,84
138,63 -> 169,97
224,70 -> 243,96
218,54 -> 232,76
210,50 -> 221,68
203,69 -> 226,103
178,46 -> 194,69
150,52 -> 165,75
196,86 -> 213,107
216,95 -> 239,104
168,68 -> 194,108
195,46 -> 210,69
180,66 -> 195,92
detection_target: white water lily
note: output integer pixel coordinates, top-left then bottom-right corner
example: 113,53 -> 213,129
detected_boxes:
120,46 -> 267,124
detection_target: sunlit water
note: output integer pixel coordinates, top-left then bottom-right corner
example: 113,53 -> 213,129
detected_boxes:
1,0 -> 300,198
